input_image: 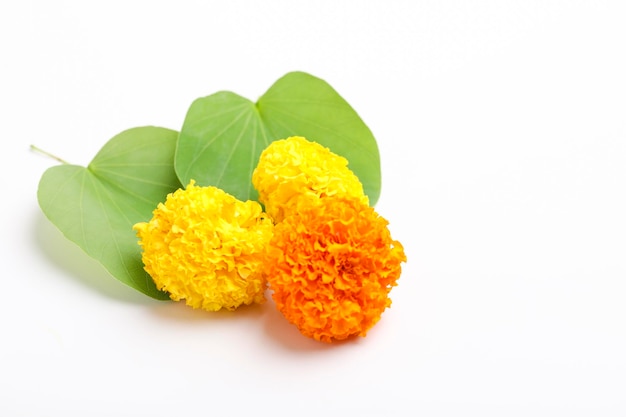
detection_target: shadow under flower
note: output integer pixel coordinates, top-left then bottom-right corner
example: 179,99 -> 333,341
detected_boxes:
148,297 -> 266,323
34,210 -> 368,348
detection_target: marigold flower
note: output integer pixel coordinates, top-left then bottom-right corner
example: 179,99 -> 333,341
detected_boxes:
252,136 -> 368,222
133,180 -> 274,311
264,197 -> 406,343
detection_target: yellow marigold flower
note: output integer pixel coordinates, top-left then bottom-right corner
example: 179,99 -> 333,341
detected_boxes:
133,180 -> 274,312
252,136 -> 368,223
264,197 -> 406,343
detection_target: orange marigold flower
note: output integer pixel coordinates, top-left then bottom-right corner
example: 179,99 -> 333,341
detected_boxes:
264,197 -> 406,343
133,180 -> 274,312
252,136 -> 368,223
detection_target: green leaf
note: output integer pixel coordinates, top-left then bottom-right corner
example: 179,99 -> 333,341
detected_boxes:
175,71 -> 381,204
37,127 -> 182,300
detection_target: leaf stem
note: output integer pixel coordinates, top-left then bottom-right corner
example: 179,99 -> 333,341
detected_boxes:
30,145 -> 70,164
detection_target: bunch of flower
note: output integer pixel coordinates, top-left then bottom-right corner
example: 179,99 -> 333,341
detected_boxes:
253,137 -> 406,343
134,136 -> 405,342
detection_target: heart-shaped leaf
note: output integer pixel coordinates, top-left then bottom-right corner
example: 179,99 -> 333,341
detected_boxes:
175,71 -> 381,204
37,127 -> 182,299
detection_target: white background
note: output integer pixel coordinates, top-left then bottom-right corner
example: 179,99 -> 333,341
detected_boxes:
1,1 -> 625,415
